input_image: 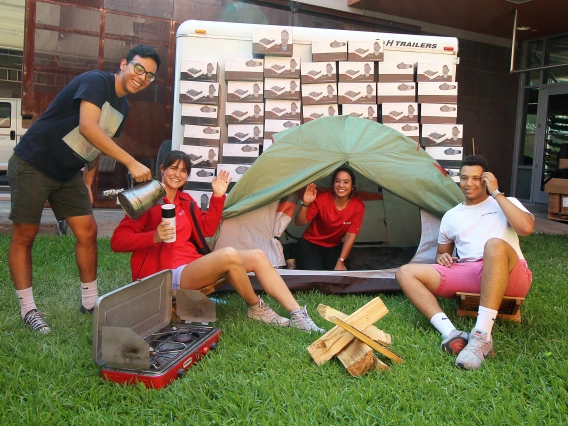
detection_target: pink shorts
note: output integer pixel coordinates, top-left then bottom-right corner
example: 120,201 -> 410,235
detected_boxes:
431,259 -> 532,299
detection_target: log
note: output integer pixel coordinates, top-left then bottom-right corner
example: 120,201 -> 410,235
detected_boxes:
307,297 -> 389,366
317,304 -> 391,345
330,316 -> 403,364
338,339 -> 387,376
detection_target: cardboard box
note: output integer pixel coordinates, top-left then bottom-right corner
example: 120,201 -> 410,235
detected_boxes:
179,81 -> 220,105
224,58 -> 264,81
445,168 -> 460,183
559,159 -> 568,169
184,190 -> 213,211
302,83 -> 337,105
217,163 -> 250,182
377,61 -> 415,82
341,104 -> 378,121
420,103 -> 457,124
338,82 -> 376,104
548,193 -> 561,213
384,122 -> 419,142
222,143 -> 260,164
264,56 -> 301,78
183,125 -> 221,146
264,78 -> 301,100
264,99 -> 302,120
180,60 -> 218,82
381,103 -> 418,123
179,145 -> 219,168
227,81 -> 264,102
377,82 -> 416,103
417,62 -> 455,82
181,103 -> 219,126
417,81 -> 458,104
227,124 -> 264,144
425,146 -> 463,161
545,178 -> 568,195
302,104 -> 338,123
421,124 -> 463,147
562,195 -> 568,215
311,39 -> 347,62
253,27 -> 293,56
301,61 -> 337,84
348,40 -> 384,61
338,61 -> 375,83
225,102 -> 264,124
263,138 -> 274,151
186,167 -> 216,191
264,119 -> 301,139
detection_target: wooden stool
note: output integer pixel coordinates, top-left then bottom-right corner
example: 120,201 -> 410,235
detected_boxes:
455,292 -> 525,323
199,277 -> 227,296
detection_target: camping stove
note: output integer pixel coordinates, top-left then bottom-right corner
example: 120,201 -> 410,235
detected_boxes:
92,270 -> 221,389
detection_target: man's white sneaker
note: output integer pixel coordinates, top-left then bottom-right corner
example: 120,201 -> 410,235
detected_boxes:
247,297 -> 290,326
455,328 -> 494,370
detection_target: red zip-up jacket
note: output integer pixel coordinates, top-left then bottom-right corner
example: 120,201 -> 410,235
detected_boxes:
110,191 -> 225,281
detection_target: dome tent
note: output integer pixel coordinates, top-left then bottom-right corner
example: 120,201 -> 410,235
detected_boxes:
215,116 -> 464,293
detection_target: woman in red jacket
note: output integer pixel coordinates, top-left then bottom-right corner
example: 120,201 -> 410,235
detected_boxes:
111,151 -> 323,332
295,166 -> 365,270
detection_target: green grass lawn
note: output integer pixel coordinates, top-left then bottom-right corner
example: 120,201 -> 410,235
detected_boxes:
1,234 -> 567,425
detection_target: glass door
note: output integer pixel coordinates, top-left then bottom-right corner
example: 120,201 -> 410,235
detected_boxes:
533,85 -> 568,203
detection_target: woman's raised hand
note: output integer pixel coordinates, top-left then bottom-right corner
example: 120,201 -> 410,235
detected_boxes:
303,183 -> 317,205
211,169 -> 232,197
154,221 -> 175,243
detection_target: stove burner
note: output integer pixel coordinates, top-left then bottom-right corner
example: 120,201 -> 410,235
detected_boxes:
174,333 -> 194,343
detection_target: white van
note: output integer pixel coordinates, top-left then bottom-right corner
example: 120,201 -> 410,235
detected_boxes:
0,98 -> 31,199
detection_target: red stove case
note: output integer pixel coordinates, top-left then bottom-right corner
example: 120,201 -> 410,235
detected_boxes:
92,270 -> 221,389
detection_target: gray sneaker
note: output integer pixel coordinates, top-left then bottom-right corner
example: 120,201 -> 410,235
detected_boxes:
455,328 -> 494,370
247,297 -> 290,326
441,329 -> 469,356
290,307 -> 325,333
22,309 -> 51,334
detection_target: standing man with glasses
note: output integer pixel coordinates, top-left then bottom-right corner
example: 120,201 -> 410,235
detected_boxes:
7,45 -> 161,333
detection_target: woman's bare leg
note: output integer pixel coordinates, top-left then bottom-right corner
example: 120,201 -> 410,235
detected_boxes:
179,247 -> 258,305
239,249 -> 300,312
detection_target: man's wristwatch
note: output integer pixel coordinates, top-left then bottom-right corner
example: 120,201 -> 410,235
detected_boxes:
491,189 -> 503,199
337,257 -> 345,263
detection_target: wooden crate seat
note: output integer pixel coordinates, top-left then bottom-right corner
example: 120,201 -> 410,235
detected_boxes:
455,292 -> 524,323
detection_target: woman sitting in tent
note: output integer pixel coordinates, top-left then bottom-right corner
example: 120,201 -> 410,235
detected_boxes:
295,166 -> 365,271
111,150 -> 323,333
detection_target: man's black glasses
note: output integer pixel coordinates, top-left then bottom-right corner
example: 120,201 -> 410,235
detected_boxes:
129,61 -> 156,82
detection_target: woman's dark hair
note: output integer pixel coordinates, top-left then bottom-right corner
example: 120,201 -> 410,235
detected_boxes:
126,45 -> 161,71
161,150 -> 191,175
332,165 -> 357,197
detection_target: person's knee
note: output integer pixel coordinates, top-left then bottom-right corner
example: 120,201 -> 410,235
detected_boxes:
219,247 -> 243,268
396,264 -> 415,289
11,223 -> 39,247
483,238 -> 511,258
75,219 -> 98,242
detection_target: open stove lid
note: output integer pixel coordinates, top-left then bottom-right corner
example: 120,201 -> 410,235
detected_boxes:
92,270 -> 173,366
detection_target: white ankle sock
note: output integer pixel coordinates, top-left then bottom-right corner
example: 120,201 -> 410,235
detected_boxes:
430,312 -> 456,338
81,279 -> 98,310
16,287 -> 37,318
474,306 -> 497,341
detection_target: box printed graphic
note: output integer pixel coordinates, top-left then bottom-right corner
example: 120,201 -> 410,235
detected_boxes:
217,164 -> 250,182
264,99 -> 302,120
348,40 -> 384,61
302,83 -> 337,105
227,124 -> 264,144
179,81 -> 220,105
225,58 -> 264,81
420,103 -> 457,124
184,190 -> 213,211
311,39 -> 347,62
179,145 -> 219,168
227,81 -> 264,102
264,119 -> 301,138
376,82 -> 416,103
301,62 -> 337,83
264,57 -> 301,78
417,81 -> 458,103
181,103 -> 219,126
302,104 -> 338,123
421,124 -> 463,146
264,78 -> 301,100
253,27 -> 293,56
225,102 -> 264,124
338,83 -> 376,104
384,122 -> 420,142
183,125 -> 221,146
338,62 -> 375,83
341,104 -> 377,121
377,61 -> 415,82
417,62 -> 454,82
180,60 -> 218,82
425,145 -> 463,161
381,103 -> 418,123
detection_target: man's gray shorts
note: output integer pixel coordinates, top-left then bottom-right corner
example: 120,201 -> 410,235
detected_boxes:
8,153 -> 93,224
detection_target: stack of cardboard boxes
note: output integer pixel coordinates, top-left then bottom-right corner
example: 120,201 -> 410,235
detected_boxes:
176,27 -> 464,208
545,158 -> 568,221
